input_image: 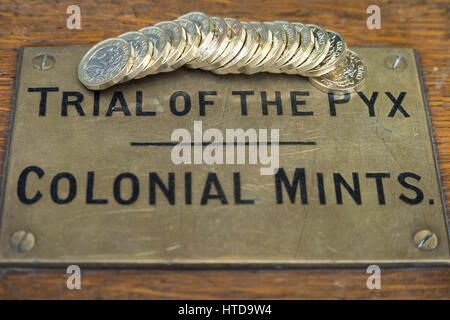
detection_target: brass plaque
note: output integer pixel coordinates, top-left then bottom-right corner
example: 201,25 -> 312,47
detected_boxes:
0,46 -> 449,267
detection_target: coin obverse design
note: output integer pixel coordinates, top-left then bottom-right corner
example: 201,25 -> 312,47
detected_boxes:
309,50 -> 367,93
78,37 -> 134,90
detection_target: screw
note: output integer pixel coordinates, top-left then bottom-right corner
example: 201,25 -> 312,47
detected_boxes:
32,53 -> 55,70
414,230 -> 438,251
385,54 -> 407,71
391,55 -> 402,69
10,230 -> 36,253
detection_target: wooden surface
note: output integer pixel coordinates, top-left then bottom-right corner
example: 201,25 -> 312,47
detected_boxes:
0,0 -> 449,299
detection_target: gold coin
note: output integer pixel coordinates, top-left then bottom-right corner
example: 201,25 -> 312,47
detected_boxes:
268,21 -> 300,73
301,30 -> 347,77
78,37 -> 134,90
245,22 -> 285,74
213,21 -> 260,74
197,16 -> 233,70
295,24 -> 330,73
256,22 -> 286,72
309,49 -> 367,93
186,16 -> 228,68
118,31 -> 153,82
279,23 -> 314,74
240,21 -> 272,73
135,26 -> 171,78
181,12 -> 216,68
172,18 -> 202,68
179,12 -> 214,52
207,18 -> 247,70
154,21 -> 187,72
241,22 -> 272,73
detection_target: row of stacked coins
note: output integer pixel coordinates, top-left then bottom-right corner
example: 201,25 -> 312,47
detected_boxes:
78,12 -> 367,93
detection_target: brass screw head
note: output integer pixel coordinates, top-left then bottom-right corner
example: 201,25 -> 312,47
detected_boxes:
385,54 -> 407,71
10,230 -> 36,253
414,230 -> 438,251
32,53 -> 55,70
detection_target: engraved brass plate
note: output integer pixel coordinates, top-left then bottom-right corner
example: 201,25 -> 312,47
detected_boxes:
0,46 -> 449,267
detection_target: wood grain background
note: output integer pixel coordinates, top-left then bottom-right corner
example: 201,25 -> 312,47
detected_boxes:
0,0 -> 449,299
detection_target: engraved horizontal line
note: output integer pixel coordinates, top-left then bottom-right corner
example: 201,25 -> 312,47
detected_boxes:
131,141 -> 317,146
